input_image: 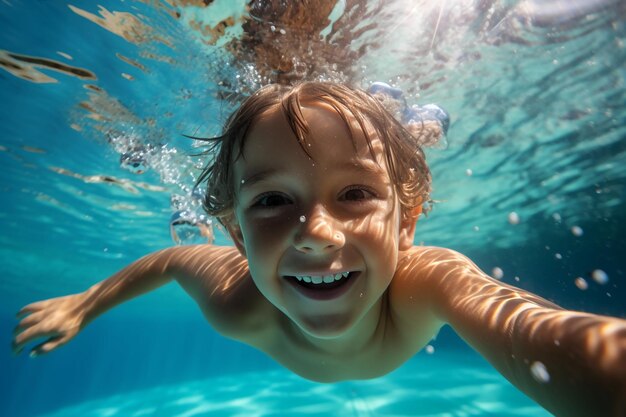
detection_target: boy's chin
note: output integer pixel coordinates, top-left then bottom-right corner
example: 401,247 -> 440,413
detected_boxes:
291,313 -> 359,340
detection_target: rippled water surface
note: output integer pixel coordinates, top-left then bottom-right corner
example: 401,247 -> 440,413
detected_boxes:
1,1 -> 625,416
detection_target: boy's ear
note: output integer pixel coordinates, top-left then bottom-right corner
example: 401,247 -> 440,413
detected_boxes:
222,216 -> 247,257
399,205 -> 422,250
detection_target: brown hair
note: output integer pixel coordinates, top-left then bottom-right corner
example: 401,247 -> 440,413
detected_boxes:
195,82 -> 434,224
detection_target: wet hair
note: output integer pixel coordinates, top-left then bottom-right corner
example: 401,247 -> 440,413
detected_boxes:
195,82 -> 434,224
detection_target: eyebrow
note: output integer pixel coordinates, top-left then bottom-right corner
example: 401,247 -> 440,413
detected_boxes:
238,170 -> 278,192
238,160 -> 386,192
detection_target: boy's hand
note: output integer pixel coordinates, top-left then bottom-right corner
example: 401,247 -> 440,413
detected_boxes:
12,293 -> 90,357
11,247 -> 190,358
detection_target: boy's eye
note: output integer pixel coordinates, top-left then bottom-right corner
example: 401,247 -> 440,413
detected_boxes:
340,186 -> 376,202
252,193 -> 292,208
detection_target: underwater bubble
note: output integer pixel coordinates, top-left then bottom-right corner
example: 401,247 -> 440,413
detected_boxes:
425,345 -> 435,354
591,269 -> 609,285
299,215 -> 306,223
465,168 -> 473,176
555,253 -> 562,260
530,361 -> 550,384
574,277 -> 588,290
473,225 -> 480,232
571,226 -> 584,236
492,267 -> 504,280
514,276 -> 520,282
508,212 -> 520,225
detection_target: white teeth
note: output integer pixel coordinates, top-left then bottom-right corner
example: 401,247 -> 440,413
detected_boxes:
293,272 -> 352,285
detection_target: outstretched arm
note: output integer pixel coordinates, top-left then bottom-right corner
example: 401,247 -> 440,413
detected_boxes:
12,245 -> 250,357
413,247 -> 626,417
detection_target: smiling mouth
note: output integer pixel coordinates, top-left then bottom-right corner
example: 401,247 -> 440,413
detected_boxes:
284,271 -> 356,291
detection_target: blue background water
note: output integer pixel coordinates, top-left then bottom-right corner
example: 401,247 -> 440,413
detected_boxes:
1,1 -> 625,416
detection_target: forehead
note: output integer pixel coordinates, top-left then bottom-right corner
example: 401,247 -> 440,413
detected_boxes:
241,100 -> 385,164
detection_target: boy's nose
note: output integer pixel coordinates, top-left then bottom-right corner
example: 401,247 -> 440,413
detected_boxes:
294,205 -> 345,254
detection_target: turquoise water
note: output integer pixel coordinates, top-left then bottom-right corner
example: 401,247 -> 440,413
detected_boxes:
13,354 -> 549,417
1,1 -> 625,416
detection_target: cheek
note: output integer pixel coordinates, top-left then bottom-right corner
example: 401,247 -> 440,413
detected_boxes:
240,215 -> 294,259
345,205 -> 400,247
346,207 -> 401,281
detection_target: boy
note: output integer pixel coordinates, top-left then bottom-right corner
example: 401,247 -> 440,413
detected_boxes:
13,82 -> 626,417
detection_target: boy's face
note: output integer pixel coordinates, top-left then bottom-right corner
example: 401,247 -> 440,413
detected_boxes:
227,101 -> 417,339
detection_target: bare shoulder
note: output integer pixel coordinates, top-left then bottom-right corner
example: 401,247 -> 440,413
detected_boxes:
384,246 -> 466,346
391,245 -> 478,292
388,246 -> 484,320
163,245 -> 278,342
161,244 -> 249,289
392,246 -> 563,321
397,245 -> 480,273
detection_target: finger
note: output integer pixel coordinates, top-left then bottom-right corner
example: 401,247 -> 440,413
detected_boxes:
16,301 -> 48,319
13,312 -> 44,336
30,336 -> 66,357
12,325 -> 57,355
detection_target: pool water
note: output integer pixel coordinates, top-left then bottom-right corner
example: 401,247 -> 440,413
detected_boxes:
12,354 -> 551,417
1,1 -> 625,416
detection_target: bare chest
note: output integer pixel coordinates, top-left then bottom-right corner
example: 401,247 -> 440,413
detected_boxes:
257,322 -> 422,383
